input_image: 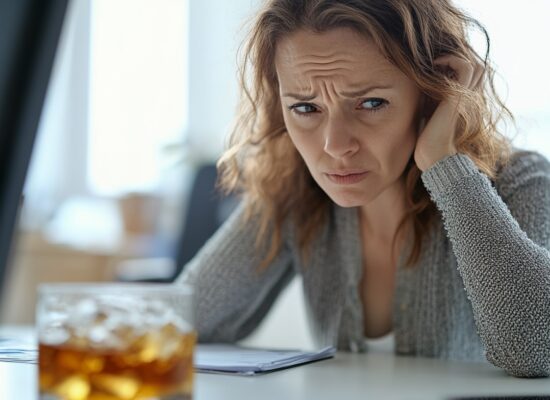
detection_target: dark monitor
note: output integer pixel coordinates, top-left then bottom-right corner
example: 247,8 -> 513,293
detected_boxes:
0,1 -> 69,304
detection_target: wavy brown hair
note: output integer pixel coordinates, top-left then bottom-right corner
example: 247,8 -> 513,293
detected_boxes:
219,0 -> 513,268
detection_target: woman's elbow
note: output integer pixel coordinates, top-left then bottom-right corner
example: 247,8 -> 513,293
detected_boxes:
486,346 -> 550,378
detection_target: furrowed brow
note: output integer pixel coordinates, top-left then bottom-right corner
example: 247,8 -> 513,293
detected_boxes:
340,84 -> 394,98
282,84 -> 394,101
282,92 -> 317,101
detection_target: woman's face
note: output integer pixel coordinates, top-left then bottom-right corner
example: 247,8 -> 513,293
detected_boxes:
275,28 -> 422,208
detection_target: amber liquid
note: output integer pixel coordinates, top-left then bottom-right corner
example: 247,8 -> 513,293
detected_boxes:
39,330 -> 196,400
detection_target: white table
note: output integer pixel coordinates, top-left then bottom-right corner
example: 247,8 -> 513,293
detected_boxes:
2,328 -> 550,399
3,350 -> 550,399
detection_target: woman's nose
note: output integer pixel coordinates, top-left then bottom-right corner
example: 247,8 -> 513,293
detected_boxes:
323,116 -> 360,159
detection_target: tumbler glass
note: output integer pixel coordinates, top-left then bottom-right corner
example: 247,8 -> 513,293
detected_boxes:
37,283 -> 195,400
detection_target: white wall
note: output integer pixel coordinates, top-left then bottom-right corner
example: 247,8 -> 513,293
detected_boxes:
457,0 -> 550,157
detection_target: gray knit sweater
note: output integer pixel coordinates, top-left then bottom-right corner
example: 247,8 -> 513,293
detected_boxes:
176,150 -> 550,378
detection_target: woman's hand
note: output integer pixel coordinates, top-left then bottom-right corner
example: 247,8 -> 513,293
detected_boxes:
414,54 -> 484,172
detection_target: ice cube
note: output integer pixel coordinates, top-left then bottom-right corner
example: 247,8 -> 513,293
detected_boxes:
136,332 -> 162,363
157,324 -> 182,360
40,325 -> 70,346
90,373 -> 139,399
88,325 -> 108,343
67,299 -> 99,331
81,355 -> 105,374
87,325 -> 125,350
53,374 -> 90,400
97,296 -> 149,336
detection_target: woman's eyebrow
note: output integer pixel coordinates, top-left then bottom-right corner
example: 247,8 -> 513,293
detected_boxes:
340,84 -> 394,98
282,92 -> 317,101
282,84 -> 394,101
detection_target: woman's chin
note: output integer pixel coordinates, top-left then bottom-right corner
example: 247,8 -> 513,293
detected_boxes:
328,193 -> 371,208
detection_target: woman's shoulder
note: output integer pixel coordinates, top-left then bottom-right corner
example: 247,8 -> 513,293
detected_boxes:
495,148 -> 550,198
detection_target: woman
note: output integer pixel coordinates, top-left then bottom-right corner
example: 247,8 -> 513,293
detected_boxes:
177,0 -> 550,378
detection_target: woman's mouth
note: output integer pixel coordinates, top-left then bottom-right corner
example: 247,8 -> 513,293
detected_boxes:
325,171 -> 369,185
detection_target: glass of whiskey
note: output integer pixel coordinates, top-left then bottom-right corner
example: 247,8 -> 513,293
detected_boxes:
37,283 -> 195,400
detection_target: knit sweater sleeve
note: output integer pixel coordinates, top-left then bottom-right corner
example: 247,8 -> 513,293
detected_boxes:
175,202 -> 294,343
421,151 -> 550,378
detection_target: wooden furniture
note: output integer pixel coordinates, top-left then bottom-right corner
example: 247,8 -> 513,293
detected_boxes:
0,232 -> 117,324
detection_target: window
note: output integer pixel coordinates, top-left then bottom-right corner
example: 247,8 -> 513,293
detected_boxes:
88,0 -> 188,195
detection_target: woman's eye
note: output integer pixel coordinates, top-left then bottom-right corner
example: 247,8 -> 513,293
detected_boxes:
360,98 -> 388,111
289,103 -> 318,115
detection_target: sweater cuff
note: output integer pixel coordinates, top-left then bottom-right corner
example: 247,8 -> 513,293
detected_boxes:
421,153 -> 479,196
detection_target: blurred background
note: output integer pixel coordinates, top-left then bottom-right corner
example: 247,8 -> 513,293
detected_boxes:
1,0 -> 549,347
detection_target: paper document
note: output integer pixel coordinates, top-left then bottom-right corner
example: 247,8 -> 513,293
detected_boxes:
195,344 -> 336,375
0,338 -> 38,364
0,337 -> 336,375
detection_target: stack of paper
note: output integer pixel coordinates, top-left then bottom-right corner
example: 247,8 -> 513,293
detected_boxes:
0,338 -> 38,364
0,337 -> 336,375
195,345 -> 336,375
